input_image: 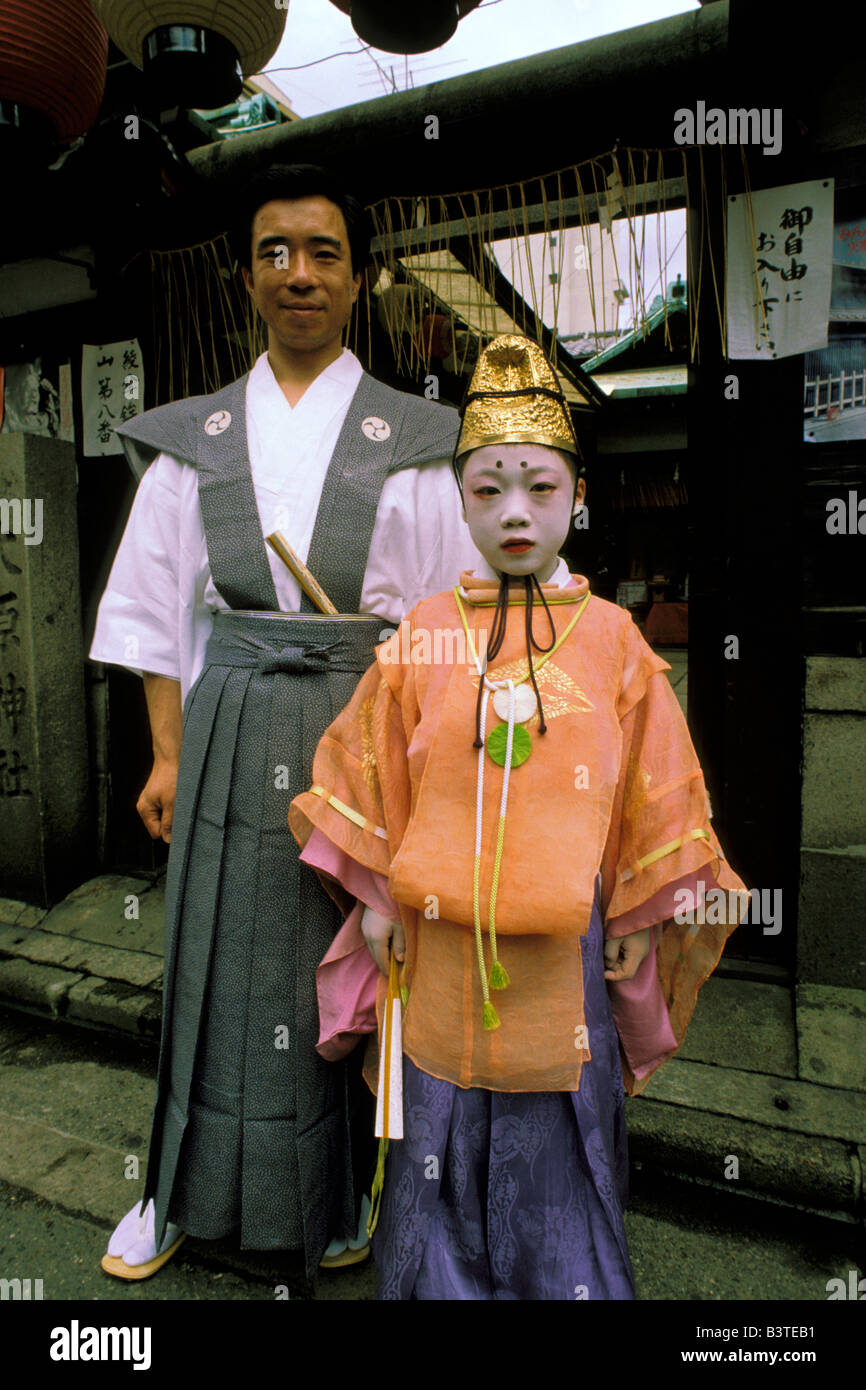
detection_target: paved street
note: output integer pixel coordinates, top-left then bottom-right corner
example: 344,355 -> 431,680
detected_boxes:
0,1185 -> 375,1301
0,1006 -> 862,1305
2,1171 -> 862,1304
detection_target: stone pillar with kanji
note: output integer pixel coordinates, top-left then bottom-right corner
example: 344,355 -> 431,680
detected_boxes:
0,434 -> 89,903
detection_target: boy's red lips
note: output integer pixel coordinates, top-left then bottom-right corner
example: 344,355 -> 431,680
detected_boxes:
501,539 -> 535,551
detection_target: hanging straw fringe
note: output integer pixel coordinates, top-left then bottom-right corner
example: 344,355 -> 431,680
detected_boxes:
365,146 -> 729,378
142,231 -> 265,405
124,146 -> 735,405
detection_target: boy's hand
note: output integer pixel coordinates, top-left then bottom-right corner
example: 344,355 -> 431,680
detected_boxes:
603,927 -> 651,982
361,905 -> 405,977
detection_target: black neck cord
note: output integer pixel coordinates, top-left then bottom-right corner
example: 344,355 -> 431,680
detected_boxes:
472,570 -> 557,747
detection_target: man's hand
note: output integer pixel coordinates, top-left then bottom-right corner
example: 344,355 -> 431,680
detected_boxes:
603,927 -> 651,982
361,905 -> 405,977
137,758 -> 179,843
139,673 -> 182,844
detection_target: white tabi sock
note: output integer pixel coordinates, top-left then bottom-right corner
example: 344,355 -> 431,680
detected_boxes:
348,1194 -> 371,1249
324,1193 -> 372,1256
106,1199 -> 183,1266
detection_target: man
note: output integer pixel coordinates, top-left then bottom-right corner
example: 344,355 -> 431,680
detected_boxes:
90,163 -> 479,1281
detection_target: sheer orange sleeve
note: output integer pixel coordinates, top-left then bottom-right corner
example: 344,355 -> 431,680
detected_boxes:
289,632 -> 413,880
601,622 -> 748,1096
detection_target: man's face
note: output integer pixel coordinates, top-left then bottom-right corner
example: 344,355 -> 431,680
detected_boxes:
241,196 -> 362,356
461,443 -> 585,583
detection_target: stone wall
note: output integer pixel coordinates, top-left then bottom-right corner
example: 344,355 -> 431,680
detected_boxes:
798,657 -> 866,988
0,435 -> 89,903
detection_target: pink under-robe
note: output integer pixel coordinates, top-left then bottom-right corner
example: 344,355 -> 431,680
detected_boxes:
301,828 -> 720,1082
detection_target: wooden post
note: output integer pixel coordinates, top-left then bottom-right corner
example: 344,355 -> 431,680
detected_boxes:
686,4 -> 811,967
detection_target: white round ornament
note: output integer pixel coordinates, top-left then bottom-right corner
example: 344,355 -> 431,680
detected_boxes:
492,684 -> 537,723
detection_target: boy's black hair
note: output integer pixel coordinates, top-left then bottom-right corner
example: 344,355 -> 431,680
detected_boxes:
229,163 -> 373,275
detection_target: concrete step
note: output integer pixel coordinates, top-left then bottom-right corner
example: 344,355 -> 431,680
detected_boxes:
0,877 -> 163,1040
1,1007 -> 862,1306
2,877 -> 864,1226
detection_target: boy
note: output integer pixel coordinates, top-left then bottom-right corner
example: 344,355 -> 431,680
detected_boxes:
290,334 -> 746,1299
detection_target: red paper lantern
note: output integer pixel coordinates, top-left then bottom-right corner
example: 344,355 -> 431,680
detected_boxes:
0,0 -> 108,154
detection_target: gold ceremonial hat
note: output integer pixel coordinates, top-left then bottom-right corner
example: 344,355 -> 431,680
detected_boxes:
455,334 -> 579,461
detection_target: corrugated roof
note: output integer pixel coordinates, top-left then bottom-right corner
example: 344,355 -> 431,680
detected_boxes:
583,280 -> 687,372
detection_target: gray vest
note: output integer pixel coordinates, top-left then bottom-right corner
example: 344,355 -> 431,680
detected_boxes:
116,369 -> 459,615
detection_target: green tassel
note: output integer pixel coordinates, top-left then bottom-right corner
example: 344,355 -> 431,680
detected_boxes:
400,985 -> 409,1008
366,1138 -> 389,1238
482,1000 -> 501,1030
488,960 -> 510,990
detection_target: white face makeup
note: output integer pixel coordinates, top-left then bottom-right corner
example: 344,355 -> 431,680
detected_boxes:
460,443 -> 586,583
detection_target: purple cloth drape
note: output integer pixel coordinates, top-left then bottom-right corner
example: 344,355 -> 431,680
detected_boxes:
372,888 -> 636,1300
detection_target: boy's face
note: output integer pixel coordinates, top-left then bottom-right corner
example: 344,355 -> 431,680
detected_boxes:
461,443 -> 585,583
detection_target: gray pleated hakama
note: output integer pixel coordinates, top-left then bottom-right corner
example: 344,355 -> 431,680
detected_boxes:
114,369 -> 460,1276
155,611 -> 382,1263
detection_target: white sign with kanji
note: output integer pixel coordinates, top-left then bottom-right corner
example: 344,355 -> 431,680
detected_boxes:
726,180 -> 834,360
81,340 -> 144,456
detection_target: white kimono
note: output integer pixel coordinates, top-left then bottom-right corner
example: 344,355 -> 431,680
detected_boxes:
90,349 -> 479,703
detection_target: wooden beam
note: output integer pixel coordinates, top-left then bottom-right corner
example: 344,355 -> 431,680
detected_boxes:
188,8 -> 729,201
369,179 -> 687,255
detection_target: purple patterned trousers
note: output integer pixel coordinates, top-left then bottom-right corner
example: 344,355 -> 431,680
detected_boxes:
372,895 -> 636,1300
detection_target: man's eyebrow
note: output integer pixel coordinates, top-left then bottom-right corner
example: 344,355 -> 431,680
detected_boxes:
255,234 -> 344,252
307,235 -> 343,251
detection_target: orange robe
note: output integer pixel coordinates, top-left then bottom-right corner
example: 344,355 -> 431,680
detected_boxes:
290,571 -> 746,1098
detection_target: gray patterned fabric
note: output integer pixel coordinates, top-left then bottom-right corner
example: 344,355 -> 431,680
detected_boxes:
115,369 -> 460,487
303,377 -> 457,614
192,391 -> 279,613
144,612 -> 382,1273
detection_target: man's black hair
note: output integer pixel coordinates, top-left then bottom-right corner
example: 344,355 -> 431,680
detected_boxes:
229,163 -> 372,275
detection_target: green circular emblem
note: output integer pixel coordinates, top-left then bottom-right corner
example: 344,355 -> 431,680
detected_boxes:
486,722 -> 532,767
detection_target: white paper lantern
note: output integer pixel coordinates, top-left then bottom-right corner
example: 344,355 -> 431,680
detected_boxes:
91,0 -> 287,107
